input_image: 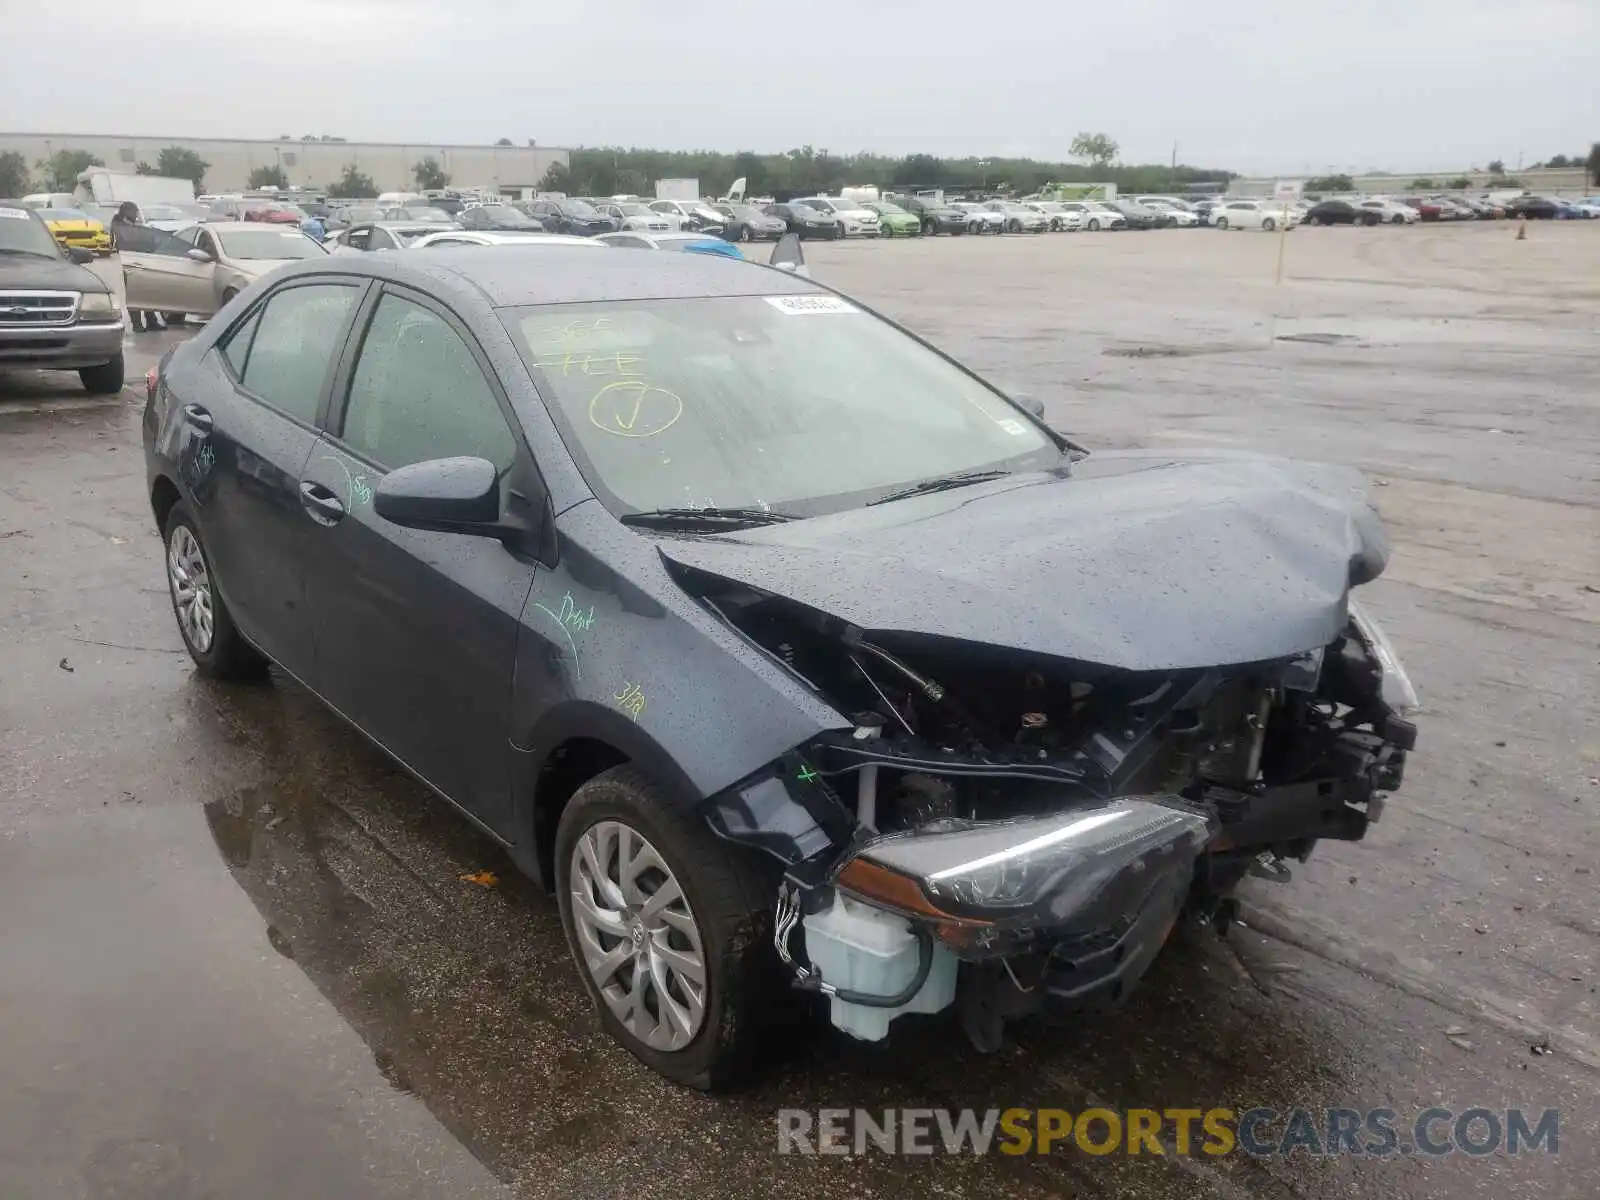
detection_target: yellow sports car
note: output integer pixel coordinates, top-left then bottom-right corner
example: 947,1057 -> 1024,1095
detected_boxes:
37,207 -> 113,254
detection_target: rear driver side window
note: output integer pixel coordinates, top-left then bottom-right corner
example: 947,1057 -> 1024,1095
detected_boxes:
339,293 -> 516,472
239,283 -> 359,424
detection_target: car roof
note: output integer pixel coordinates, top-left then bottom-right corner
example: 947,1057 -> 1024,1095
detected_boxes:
275,244 -> 824,307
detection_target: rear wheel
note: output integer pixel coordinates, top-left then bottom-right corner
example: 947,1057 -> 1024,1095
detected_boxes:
163,502 -> 269,680
1087,218 -> 1101,231
556,766 -> 783,1090
79,353 -> 124,395
1006,218 -> 1021,234
921,219 -> 937,236
738,225 -> 751,242
1392,213 -> 1405,225
1262,217 -> 1276,232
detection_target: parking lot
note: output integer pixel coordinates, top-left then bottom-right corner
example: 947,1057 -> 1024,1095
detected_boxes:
1,221 -> 1596,1199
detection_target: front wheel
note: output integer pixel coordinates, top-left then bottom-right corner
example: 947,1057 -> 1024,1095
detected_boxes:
1262,217 -> 1276,232
79,353 -> 124,395
1392,214 -> 1405,225
1006,219 -> 1021,234
921,219 -> 936,236
738,225 -> 751,242
1087,218 -> 1101,231
163,502 -> 269,680
1215,217 -> 1228,230
556,766 -> 781,1090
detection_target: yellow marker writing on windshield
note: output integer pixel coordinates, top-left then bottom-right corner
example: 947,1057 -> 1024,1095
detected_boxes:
589,380 -> 683,438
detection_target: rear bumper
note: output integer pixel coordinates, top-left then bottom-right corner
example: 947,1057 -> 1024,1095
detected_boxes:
0,321 -> 123,369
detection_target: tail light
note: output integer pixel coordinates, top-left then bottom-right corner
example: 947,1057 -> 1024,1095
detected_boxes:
145,366 -> 158,405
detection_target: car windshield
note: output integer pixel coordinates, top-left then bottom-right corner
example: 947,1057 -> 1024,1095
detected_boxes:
559,199 -> 599,217
872,202 -> 907,214
216,229 -> 328,259
37,207 -> 93,222
733,206 -> 767,219
486,209 -> 540,227
397,206 -> 453,221
343,206 -> 382,222
0,207 -> 64,257
617,203 -> 653,216
504,297 -> 1060,518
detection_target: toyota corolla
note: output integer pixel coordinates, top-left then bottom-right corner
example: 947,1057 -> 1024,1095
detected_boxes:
143,236 -> 1417,1089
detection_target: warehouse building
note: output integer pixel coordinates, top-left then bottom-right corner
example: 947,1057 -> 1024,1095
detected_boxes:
0,132 -> 570,196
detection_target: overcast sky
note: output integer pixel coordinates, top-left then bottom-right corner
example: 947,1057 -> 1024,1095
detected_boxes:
1,0 -> 1594,174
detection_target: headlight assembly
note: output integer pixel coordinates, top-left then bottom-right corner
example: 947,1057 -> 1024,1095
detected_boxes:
1348,597 -> 1419,714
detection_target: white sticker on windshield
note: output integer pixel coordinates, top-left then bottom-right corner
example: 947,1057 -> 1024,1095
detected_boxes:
996,418 -> 1029,436
764,294 -> 858,315
0,207 -> 29,220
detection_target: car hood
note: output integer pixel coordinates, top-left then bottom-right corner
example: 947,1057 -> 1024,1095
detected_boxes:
655,451 -> 1387,672
232,258 -> 303,276
0,253 -> 107,291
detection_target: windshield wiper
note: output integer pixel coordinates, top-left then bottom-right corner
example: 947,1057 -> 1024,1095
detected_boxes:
620,506 -> 796,530
867,469 -> 1012,506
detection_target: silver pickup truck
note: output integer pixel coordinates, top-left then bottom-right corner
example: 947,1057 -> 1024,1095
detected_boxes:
0,204 -> 125,393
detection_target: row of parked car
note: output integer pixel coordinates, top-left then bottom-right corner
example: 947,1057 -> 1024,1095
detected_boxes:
1299,193 -> 1600,224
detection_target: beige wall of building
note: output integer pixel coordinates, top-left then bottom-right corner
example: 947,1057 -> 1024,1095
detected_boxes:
1,132 -> 570,195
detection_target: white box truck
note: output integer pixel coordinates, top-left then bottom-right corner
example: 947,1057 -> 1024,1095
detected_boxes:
654,178 -> 700,202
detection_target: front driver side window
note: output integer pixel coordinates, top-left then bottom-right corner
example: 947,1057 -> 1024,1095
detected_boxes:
369,228 -> 397,251
340,293 -> 517,472
196,230 -> 220,259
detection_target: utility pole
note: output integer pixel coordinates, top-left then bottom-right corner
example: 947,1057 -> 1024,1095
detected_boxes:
1171,142 -> 1177,188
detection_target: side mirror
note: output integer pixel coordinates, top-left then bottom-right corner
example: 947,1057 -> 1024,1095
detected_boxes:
374,456 -> 504,536
186,248 -> 214,263
66,246 -> 95,265
770,232 -> 809,278
1008,390 -> 1046,419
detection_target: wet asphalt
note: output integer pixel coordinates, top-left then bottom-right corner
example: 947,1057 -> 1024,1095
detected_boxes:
1,223 -> 1596,1199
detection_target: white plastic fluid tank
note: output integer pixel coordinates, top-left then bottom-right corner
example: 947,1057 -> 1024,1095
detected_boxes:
801,894 -> 958,1041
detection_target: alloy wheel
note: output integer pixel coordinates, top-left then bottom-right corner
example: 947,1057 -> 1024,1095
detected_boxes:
167,525 -> 215,653
570,819 -> 707,1051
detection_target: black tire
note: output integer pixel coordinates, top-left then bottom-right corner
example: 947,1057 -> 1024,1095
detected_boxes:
219,288 -> 240,311
738,225 -> 751,243
1262,217 -> 1276,232
1391,213 -> 1405,225
555,765 -> 784,1090
1006,218 -> 1021,234
162,312 -> 187,325
79,354 -> 124,395
922,219 -> 936,237
162,501 -> 270,681
1087,218 -> 1101,231
834,225 -> 844,240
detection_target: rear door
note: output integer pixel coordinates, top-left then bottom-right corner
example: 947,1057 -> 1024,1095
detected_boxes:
120,225 -> 218,313
296,285 -> 543,833
196,278 -> 368,678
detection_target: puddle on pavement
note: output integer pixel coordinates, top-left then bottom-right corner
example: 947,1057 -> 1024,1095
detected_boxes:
192,671 -> 1387,1197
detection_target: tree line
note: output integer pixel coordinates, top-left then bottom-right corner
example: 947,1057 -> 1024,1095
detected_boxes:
7,138 -> 1596,206
536,140 -> 1235,199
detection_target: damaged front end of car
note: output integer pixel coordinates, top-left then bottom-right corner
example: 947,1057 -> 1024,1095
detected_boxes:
697,574 -> 1417,1051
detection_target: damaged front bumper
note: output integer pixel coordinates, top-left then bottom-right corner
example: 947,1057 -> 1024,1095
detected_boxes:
772,795 -> 1212,1047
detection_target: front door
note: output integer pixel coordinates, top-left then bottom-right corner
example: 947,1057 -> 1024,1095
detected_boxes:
195,278 -> 367,677
297,285 -> 539,834
120,225 -> 218,314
